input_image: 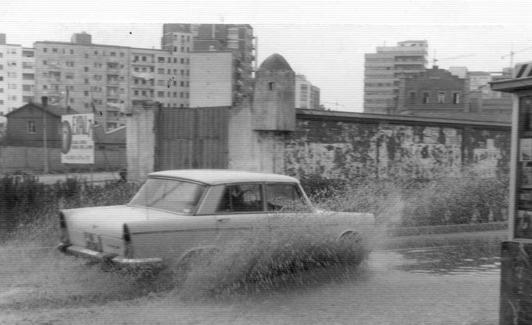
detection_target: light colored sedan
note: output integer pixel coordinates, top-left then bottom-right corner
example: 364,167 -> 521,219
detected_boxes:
57,169 -> 375,267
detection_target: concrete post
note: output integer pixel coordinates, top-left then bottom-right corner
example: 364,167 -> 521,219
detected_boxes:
126,103 -> 157,182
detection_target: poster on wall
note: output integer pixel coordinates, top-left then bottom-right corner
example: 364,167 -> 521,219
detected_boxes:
516,210 -> 532,239
61,113 -> 95,164
521,138 -> 532,161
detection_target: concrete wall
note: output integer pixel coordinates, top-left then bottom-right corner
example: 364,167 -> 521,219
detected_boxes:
0,145 -> 125,173
190,52 -> 233,108
126,104 -> 156,181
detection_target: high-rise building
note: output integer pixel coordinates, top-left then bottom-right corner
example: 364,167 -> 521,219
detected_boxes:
33,32 -> 191,130
295,74 -> 320,109
162,24 -> 255,105
0,34 -> 35,121
364,40 -> 428,114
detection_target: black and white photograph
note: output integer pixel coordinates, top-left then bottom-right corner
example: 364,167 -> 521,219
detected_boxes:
0,1 -> 531,324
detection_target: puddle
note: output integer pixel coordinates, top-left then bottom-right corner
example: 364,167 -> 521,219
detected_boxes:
393,242 -> 501,276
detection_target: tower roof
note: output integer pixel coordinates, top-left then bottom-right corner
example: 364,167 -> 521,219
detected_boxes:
259,53 -> 293,72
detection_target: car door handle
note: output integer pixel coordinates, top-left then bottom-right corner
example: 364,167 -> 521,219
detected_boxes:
217,218 -> 230,223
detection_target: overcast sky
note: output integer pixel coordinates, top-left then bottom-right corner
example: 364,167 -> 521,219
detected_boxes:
2,0 -> 532,112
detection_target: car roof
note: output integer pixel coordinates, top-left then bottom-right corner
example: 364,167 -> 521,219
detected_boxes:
148,169 -> 299,185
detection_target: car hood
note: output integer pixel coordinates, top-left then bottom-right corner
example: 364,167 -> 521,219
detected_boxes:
62,205 -> 185,239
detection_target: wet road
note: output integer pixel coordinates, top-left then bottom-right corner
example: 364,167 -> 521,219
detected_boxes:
0,236 -> 502,325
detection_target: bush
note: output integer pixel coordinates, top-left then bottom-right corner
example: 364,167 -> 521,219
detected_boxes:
0,175 -> 140,241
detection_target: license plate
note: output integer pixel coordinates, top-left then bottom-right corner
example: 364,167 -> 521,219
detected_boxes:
84,232 -> 103,252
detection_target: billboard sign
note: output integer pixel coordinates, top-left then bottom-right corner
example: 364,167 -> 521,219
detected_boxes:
61,113 -> 95,164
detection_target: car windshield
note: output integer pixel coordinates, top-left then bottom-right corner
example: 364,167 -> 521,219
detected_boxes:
129,178 -> 205,214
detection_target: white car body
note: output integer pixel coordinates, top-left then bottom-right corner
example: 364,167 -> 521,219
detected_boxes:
57,170 -> 375,267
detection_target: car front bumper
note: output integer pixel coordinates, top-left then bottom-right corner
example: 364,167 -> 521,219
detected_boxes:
57,243 -> 163,267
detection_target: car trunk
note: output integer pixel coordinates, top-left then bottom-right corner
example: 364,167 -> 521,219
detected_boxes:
62,205 -> 180,256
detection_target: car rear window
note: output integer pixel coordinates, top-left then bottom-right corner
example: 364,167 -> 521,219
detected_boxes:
129,178 -> 205,214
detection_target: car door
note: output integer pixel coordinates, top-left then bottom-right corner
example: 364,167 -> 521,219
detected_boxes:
214,183 -> 269,244
263,182 -> 314,232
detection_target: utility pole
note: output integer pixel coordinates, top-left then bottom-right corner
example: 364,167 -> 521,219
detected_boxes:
41,96 -> 49,174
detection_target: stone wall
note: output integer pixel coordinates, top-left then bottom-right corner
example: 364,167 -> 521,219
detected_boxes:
283,110 -> 510,180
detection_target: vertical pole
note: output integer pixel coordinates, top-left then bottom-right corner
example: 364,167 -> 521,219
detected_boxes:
41,96 -> 49,174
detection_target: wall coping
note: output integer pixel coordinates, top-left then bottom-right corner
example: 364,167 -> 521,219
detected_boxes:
296,108 -> 511,129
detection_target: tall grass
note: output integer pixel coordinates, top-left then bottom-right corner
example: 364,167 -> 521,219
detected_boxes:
302,172 -> 509,227
1,175 -> 139,244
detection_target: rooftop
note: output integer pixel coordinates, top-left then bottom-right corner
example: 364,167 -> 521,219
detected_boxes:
149,169 -> 298,185
259,53 -> 293,72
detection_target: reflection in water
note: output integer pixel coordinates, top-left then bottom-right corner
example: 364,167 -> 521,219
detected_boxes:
389,241 -> 501,276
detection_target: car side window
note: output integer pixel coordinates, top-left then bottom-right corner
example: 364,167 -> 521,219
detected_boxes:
217,184 -> 263,212
266,183 -> 307,212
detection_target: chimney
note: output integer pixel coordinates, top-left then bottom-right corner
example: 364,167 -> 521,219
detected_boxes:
41,96 -> 48,107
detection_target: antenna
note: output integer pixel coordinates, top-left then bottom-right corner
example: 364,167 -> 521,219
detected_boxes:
501,45 -> 532,69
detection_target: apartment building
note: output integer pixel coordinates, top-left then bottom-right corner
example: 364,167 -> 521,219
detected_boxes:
364,40 -> 428,114
295,74 -> 320,109
0,34 -> 35,121
397,65 -> 512,122
34,32 -> 191,130
162,24 -> 255,105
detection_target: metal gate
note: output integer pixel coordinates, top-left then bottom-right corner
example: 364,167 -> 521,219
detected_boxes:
155,107 -> 229,170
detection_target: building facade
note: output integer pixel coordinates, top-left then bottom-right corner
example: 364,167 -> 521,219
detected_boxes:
295,74 -> 320,109
398,65 -> 512,122
364,40 -> 428,114
0,34 -> 35,122
33,32 -> 190,130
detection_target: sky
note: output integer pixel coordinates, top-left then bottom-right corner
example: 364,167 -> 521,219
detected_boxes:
2,0 -> 532,112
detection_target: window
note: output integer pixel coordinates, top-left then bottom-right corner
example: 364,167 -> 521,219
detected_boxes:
27,120 -> 36,134
7,72 -> 16,78
158,56 -> 165,63
23,96 -> 33,103
8,84 -> 16,89
268,82 -> 275,91
110,52 -> 116,57
265,183 -> 307,212
437,92 -> 445,104
52,48 -> 58,53
453,92 -> 461,104
422,92 -> 430,104
22,85 -> 33,91
22,73 -> 34,80
130,179 -> 205,214
180,58 -> 184,64
84,91 -> 89,96
158,68 -> 164,74
157,91 -> 165,98
217,184 -> 263,212
70,49 -> 74,55
43,48 -> 48,53
84,67 -> 89,72
409,91 -> 416,104
0,88 -> 3,93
